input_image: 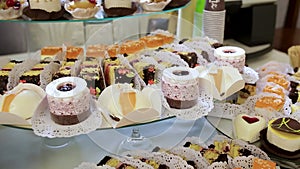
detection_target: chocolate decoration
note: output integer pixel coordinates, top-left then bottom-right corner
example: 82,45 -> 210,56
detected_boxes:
271,118 -> 300,135
205,0 -> 225,11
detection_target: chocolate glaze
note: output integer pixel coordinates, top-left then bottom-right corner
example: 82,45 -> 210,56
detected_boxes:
103,2 -> 137,17
23,6 -> 66,20
271,117 -> 300,135
165,0 -> 191,9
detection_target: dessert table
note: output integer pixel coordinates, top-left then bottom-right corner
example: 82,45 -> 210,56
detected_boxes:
0,49 -> 294,169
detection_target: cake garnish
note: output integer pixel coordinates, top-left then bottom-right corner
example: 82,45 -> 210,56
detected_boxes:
271,117 -> 300,135
242,115 -> 260,124
57,83 -> 76,92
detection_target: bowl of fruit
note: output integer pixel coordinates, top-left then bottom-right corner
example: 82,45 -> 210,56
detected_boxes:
0,0 -> 28,20
64,0 -> 100,19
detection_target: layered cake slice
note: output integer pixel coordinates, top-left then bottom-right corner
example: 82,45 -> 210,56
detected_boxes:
78,60 -> 105,97
65,46 -> 83,61
133,62 -> 156,85
40,46 -> 63,61
52,61 -> 75,80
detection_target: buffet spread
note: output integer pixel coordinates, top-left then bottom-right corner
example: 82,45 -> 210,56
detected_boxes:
1,0 -> 300,169
0,27 -> 299,169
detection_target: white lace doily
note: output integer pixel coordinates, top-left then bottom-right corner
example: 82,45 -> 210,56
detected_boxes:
179,136 -> 270,168
209,92 -> 292,121
31,98 -> 102,138
74,162 -> 114,169
242,66 -> 259,84
123,150 -> 194,169
163,90 -> 214,120
168,147 -> 209,169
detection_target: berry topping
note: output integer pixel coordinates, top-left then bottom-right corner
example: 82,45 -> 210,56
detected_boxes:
57,83 -> 76,92
6,0 -> 15,7
13,1 -> 20,10
242,115 -> 260,124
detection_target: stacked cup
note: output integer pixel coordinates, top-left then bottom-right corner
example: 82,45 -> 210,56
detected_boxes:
202,0 -> 225,43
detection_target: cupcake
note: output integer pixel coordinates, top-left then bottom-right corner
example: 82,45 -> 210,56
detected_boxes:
64,0 -> 100,19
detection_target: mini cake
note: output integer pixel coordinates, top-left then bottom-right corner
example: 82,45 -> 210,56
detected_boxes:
140,35 -> 165,48
0,70 -> 10,95
252,158 -> 276,169
65,46 -> 83,61
19,69 -> 42,85
266,117 -> 300,152
255,96 -> 285,112
233,114 -> 266,143
40,46 -> 63,61
214,46 -> 246,73
262,85 -> 285,98
237,83 -> 256,104
120,40 -> 145,55
78,60 -> 106,97
52,62 -> 74,80
162,66 -> 199,109
86,44 -> 107,58
133,62 -> 156,85
110,66 -> 135,86
23,0 -> 65,20
46,77 -> 91,125
174,51 -> 198,68
266,74 -> 289,90
102,0 -> 136,17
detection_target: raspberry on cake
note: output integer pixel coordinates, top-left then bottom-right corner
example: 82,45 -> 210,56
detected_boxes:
0,0 -> 27,20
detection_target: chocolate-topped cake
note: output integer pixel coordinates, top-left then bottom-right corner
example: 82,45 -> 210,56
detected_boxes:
266,117 -> 300,152
102,0 -> 137,17
23,0 -> 65,20
165,0 -> 190,9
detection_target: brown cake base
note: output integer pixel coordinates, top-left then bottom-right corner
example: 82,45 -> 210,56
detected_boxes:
50,111 -> 91,125
165,0 -> 191,9
166,97 -> 197,109
103,2 -> 137,17
23,7 -> 66,20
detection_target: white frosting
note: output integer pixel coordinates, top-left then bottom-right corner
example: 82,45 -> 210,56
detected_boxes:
104,0 -> 132,9
29,0 -> 62,13
233,114 -> 266,143
267,119 -> 300,152
162,66 -> 199,84
46,77 -> 87,98
214,46 -> 246,60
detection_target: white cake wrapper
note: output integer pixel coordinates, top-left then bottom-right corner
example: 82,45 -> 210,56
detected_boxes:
209,92 -> 292,121
122,150 -> 194,169
242,66 -> 259,84
74,162 -> 114,169
256,61 -> 294,78
31,97 -> 102,138
0,2 -> 28,20
179,135 -> 270,168
151,50 -> 189,68
180,36 -> 217,63
40,61 -> 61,90
162,89 -> 214,120
7,51 -> 41,90
167,146 -> 210,169
64,3 -> 100,19
140,0 -> 171,12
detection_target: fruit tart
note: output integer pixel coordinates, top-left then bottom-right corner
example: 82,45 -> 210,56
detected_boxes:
65,0 -> 100,19
0,0 -> 27,20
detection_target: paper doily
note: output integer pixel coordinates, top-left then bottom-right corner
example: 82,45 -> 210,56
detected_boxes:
74,162 -> 114,169
163,90 -> 214,120
123,150 -> 194,169
242,66 -> 259,84
32,97 -> 102,138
